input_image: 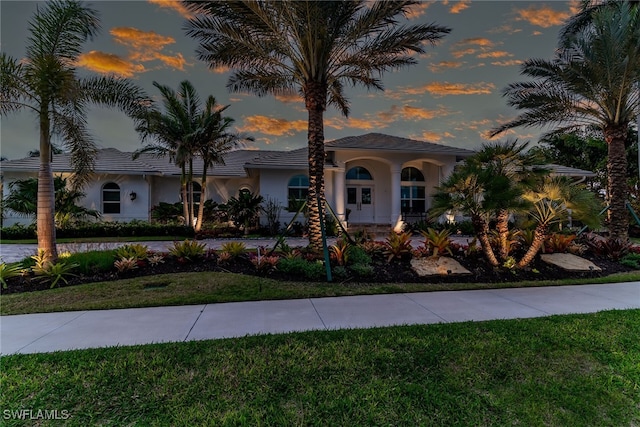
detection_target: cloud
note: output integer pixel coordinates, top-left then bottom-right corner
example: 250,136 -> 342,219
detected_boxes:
450,37 -> 496,58
406,1 -> 434,19
397,105 -> 451,121
487,24 -> 522,35
76,51 -> 145,78
429,61 -> 464,73
274,93 -> 302,104
401,82 -> 495,97
417,131 -> 455,142
515,5 -> 571,28
449,0 -> 471,14
491,59 -> 523,67
237,115 -> 307,136
110,27 -> 187,70
147,0 -> 194,18
477,50 -> 512,59
455,37 -> 495,48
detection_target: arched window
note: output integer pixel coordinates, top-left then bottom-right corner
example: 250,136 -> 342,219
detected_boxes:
102,182 -> 121,214
346,166 -> 373,180
288,174 -> 309,211
401,167 -> 426,213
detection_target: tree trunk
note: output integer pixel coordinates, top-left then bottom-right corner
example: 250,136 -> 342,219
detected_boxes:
605,124 -> 629,241
188,158 -> 194,229
495,208 -> 510,261
195,171 -> 207,233
180,163 -> 189,227
37,108 -> 58,262
472,214 -> 499,267
517,224 -> 547,268
305,81 -> 327,252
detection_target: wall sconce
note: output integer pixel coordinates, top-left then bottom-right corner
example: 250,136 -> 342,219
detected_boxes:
129,191 -> 137,201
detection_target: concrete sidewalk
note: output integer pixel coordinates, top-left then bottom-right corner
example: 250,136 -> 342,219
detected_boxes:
2,282 -> 639,355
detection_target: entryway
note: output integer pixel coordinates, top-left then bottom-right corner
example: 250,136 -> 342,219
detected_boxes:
346,185 -> 374,223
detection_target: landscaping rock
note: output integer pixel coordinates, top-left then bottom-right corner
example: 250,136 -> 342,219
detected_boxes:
540,253 -> 602,272
410,257 -> 471,277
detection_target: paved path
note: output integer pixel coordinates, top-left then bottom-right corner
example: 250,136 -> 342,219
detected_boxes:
2,282 -> 638,355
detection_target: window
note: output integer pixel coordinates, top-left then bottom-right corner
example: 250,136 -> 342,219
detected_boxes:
102,182 -> 121,214
288,174 -> 309,211
401,167 -> 426,213
346,166 -> 373,180
181,181 -> 202,207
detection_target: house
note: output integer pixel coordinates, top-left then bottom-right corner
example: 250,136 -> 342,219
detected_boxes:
0,133 -> 594,231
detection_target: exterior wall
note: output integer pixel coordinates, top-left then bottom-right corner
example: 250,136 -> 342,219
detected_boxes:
2,171 -> 38,227
85,174 -> 150,223
259,168 -> 308,226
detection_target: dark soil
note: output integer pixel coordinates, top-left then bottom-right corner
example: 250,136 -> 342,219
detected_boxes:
2,246 -> 632,295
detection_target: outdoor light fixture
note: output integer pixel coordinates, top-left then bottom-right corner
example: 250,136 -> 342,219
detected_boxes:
129,191 -> 137,201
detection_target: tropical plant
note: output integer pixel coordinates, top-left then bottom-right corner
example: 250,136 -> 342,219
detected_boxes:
420,228 -> 453,258
330,238 -> 352,267
114,257 -> 138,273
262,197 -> 282,236
491,1 -> 640,242
0,0 -> 151,262
382,231 -> 413,263
184,0 -> 450,251
31,250 -> 79,288
168,239 -> 207,261
226,191 -> 264,235
543,233 -> 577,254
114,244 -> 149,262
219,241 -> 247,258
3,176 -> 100,227
0,263 -> 24,289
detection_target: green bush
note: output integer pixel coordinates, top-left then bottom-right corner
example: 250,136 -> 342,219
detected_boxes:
115,244 -> 149,261
169,240 -> 206,261
277,257 -> 325,280
1,224 -> 37,240
347,245 -> 372,266
219,241 -> 247,258
620,253 -> 640,269
349,263 -> 375,277
54,221 -> 195,239
65,250 -> 118,275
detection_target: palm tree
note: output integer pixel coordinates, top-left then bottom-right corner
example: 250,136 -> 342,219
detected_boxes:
135,80 -> 246,231
491,1 -> 640,242
0,0 -> 151,262
518,177 -> 601,268
183,0 -> 450,251
194,103 -> 252,232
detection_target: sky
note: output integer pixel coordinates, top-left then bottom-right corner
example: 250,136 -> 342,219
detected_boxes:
0,0 -> 585,160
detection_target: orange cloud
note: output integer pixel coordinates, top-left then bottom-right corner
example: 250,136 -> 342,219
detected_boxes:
275,93 -> 302,104
449,0 -> 471,14
487,24 -> 523,35
399,105 -> 450,120
238,115 -> 307,136
417,131 -> 455,142
451,37 -> 496,58
429,61 -> 464,73
491,59 -> 523,67
515,5 -> 571,28
477,51 -> 512,59
402,82 -> 495,97
455,37 -> 495,48
406,1 -> 434,19
76,51 -> 145,77
110,27 -> 186,70
147,0 -> 193,18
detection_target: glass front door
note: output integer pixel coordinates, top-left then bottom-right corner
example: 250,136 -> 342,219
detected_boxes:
346,186 -> 374,223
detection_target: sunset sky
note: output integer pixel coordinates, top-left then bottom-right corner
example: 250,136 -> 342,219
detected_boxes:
0,0 -> 583,160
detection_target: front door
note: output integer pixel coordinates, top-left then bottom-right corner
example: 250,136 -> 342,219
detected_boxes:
346,185 -> 374,223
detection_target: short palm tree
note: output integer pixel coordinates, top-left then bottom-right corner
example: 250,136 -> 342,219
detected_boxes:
491,1 -> 640,242
0,0 -> 151,262
183,0 -> 450,251
518,177 -> 601,268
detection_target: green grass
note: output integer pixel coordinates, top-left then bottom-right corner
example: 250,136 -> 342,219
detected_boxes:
1,310 -> 638,426
2,270 -> 640,316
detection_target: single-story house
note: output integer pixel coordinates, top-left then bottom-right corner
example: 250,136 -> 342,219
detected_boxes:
0,132 -> 595,231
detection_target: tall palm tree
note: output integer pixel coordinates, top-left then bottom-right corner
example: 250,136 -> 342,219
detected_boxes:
183,0 -> 450,251
194,101 -> 252,232
491,1 -> 640,241
0,0 -> 151,262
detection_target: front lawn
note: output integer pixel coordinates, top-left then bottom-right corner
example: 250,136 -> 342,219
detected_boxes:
2,270 -> 639,316
1,310 -> 638,426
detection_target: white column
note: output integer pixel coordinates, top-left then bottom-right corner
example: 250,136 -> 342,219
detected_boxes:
390,164 -> 402,231
333,167 -> 346,226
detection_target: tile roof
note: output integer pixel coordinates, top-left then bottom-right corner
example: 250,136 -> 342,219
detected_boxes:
545,164 -> 597,178
325,133 -> 476,156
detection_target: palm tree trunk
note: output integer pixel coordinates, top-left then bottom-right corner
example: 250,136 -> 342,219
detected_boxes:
472,214 -> 499,267
305,81 -> 327,252
195,170 -> 207,232
517,224 -> 547,268
188,158 -> 194,228
495,208 -> 510,261
37,110 -> 58,262
180,163 -> 189,227
605,124 -> 629,241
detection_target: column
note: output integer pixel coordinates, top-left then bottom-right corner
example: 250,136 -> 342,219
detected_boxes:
333,166 -> 346,227
390,164 -> 402,231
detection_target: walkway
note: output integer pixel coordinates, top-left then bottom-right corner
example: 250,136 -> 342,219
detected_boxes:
2,282 -> 639,355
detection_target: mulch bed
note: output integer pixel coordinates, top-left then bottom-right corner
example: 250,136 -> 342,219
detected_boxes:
2,248 -> 632,296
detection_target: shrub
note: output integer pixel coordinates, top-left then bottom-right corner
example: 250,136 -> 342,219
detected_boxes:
65,249 -> 118,275
347,245 -> 372,266
620,253 -> 640,269
220,241 -> 247,258
329,239 -> 351,266
277,257 -> 325,280
383,231 -> 413,262
168,240 -> 207,261
544,233 -> 576,253
31,252 -> 79,288
148,253 -> 166,266
332,265 -> 349,279
114,244 -> 149,261
0,263 -> 24,288
250,254 -> 280,273
420,228 -> 452,257
349,263 -> 375,277
0,224 -> 37,240
582,234 -> 631,260
114,257 -> 138,273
